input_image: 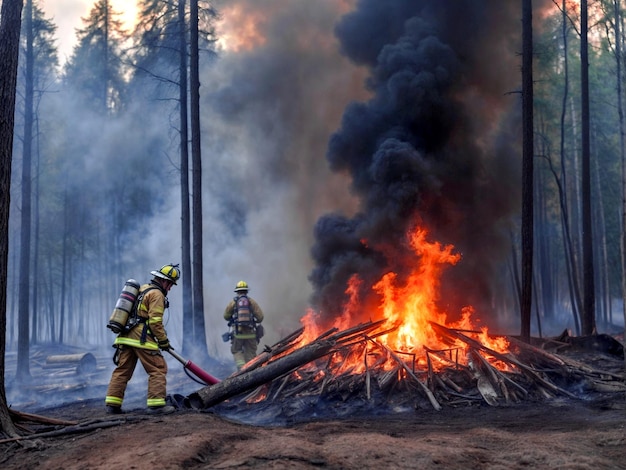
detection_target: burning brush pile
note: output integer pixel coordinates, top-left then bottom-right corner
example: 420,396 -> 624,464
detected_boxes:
188,319 -> 624,425
186,2 -> 626,424
188,229 -> 625,424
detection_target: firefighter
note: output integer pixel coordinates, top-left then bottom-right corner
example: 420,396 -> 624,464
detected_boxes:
105,264 -> 180,415
223,280 -> 264,370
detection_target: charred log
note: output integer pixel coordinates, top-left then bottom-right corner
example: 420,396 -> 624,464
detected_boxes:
188,339 -> 336,409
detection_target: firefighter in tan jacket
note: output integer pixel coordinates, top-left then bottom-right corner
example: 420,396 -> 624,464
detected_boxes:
224,281 -> 264,370
105,264 -> 180,415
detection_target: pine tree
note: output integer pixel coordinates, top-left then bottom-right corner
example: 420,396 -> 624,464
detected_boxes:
63,0 -> 128,114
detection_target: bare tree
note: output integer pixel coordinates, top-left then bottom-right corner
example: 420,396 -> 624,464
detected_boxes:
128,0 -> 215,354
617,0 -> 626,376
179,0 -> 194,356
190,0 -> 207,353
520,0 -> 534,342
580,0 -> 596,335
0,0 -> 25,438
16,0 -> 33,381
557,0 -> 583,334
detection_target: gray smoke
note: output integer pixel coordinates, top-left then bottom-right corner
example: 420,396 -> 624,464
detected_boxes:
195,0 -> 367,347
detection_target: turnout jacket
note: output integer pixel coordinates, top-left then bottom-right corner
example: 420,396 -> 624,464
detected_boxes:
114,282 -> 170,350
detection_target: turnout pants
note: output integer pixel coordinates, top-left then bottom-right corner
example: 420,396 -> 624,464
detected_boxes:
105,346 -> 168,408
231,337 -> 258,370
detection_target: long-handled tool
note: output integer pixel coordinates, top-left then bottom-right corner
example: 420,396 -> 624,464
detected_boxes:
167,349 -> 221,386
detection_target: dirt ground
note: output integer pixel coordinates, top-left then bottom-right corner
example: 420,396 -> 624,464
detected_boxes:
0,393 -> 623,469
1,339 -> 625,470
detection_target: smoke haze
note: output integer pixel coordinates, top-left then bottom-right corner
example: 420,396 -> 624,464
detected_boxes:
9,0 -> 549,361
188,0 -> 368,348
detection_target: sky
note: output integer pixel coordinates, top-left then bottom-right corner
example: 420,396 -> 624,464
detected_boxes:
42,0 -> 138,63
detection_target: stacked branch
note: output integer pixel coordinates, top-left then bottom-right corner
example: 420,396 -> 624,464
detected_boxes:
188,321 -> 391,409
187,320 -> 626,412
429,322 -> 625,405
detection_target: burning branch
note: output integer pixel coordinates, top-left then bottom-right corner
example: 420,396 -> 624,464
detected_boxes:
366,336 -> 442,410
185,320 -> 625,414
188,335 -> 336,409
188,321 -> 393,409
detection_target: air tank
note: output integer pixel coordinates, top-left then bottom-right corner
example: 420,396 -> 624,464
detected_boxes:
107,279 -> 140,334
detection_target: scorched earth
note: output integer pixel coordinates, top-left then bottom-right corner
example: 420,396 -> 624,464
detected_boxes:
1,350 -> 624,470
0,394 -> 624,470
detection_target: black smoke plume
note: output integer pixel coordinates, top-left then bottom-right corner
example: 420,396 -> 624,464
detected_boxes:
309,0 -> 534,326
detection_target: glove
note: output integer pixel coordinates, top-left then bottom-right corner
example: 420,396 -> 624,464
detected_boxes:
158,339 -> 172,351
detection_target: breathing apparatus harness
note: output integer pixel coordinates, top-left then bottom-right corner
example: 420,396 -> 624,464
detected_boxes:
112,281 -> 169,365
225,293 -> 264,342
136,281 -> 170,344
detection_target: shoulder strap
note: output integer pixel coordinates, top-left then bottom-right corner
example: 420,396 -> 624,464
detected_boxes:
134,286 -> 160,317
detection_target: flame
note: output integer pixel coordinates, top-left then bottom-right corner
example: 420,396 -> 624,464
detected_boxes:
376,227 -> 461,352
300,224 -> 510,372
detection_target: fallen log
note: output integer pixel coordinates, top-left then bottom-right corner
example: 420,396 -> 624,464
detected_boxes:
507,336 -> 567,366
188,339 -> 336,409
43,353 -> 97,374
189,321 -> 393,409
235,327 -> 306,374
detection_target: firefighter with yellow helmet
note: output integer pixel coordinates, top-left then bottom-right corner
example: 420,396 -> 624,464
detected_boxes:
223,280 -> 264,370
105,264 -> 180,415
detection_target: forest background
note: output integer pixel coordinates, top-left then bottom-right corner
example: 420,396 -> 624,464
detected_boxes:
2,0 -> 625,392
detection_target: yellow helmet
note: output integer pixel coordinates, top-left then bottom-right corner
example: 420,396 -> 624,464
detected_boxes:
151,264 -> 180,285
234,280 -> 248,292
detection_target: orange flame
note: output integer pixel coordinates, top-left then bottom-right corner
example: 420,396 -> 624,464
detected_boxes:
376,227 -> 461,352
300,224 -> 510,372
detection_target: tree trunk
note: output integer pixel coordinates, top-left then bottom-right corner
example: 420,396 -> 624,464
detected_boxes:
534,135 -> 554,326
179,0 -> 194,357
102,0 -> 110,111
32,115 -> 40,344
559,1 -> 583,334
616,0 -> 626,377
190,0 -> 207,352
16,0 -> 33,382
0,0 -> 25,438
520,0 -> 534,342
580,0 -> 596,335
591,129 -> 609,328
58,190 -> 69,344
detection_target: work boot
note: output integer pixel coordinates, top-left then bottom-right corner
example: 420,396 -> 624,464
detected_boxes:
105,405 -> 123,415
146,405 -> 176,415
